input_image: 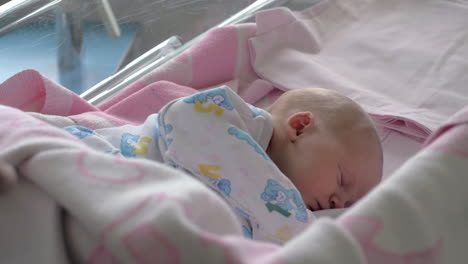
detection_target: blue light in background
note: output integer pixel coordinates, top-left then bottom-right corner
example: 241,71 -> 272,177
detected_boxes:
0,21 -> 139,94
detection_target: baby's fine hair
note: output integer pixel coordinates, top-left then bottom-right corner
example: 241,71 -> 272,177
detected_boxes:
268,88 -> 369,131
268,88 -> 383,176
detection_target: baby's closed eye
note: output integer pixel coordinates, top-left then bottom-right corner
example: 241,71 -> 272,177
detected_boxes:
337,164 -> 345,187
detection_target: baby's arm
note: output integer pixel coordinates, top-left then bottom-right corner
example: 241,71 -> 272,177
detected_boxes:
0,160 -> 17,193
158,87 -> 314,243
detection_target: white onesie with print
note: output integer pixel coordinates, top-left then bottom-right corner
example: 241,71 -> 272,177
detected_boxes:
64,86 -> 315,243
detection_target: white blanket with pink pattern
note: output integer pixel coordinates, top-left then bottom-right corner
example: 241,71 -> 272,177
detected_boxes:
1,102 -> 468,264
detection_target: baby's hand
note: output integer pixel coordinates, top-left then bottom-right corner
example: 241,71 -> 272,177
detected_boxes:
0,160 -> 17,193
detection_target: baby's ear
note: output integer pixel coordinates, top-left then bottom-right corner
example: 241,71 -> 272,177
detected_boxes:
286,111 -> 314,141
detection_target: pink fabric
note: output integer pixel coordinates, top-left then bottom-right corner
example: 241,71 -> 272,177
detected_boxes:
102,81 -> 198,124
0,69 -> 97,115
249,2 -> 468,141
96,24 -> 278,122
0,69 -> 197,126
423,107 -> 468,158
371,114 -> 431,143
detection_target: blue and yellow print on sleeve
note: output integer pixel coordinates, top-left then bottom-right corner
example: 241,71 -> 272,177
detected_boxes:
228,127 -> 270,161
64,125 -> 94,139
236,208 -> 254,239
156,112 -> 175,151
261,179 -> 308,223
154,114 -> 161,139
248,105 -> 265,118
198,164 -> 231,197
183,88 -> 234,116
120,133 -> 153,158
164,124 -> 174,146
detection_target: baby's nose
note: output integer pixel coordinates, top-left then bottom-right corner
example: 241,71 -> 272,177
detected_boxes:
329,196 -> 345,209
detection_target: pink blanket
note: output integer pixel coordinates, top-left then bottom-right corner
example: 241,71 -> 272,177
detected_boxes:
249,0 -> 468,141
1,90 -> 468,264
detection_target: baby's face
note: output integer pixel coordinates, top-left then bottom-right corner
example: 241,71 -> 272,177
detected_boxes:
281,131 -> 381,211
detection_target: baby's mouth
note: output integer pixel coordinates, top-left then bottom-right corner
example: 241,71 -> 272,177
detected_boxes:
309,201 -> 323,211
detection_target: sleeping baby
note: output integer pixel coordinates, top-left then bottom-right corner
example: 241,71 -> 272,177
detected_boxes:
266,88 -> 383,211
0,86 -> 382,243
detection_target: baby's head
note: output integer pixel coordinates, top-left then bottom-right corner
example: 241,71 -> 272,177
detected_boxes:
266,88 -> 382,211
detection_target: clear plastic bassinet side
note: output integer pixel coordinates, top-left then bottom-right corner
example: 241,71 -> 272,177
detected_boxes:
81,0 -> 325,105
0,0 -> 321,103
80,0 -> 293,105
0,0 -> 266,94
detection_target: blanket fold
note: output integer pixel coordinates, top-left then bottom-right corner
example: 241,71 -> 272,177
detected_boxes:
2,103 -> 468,263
